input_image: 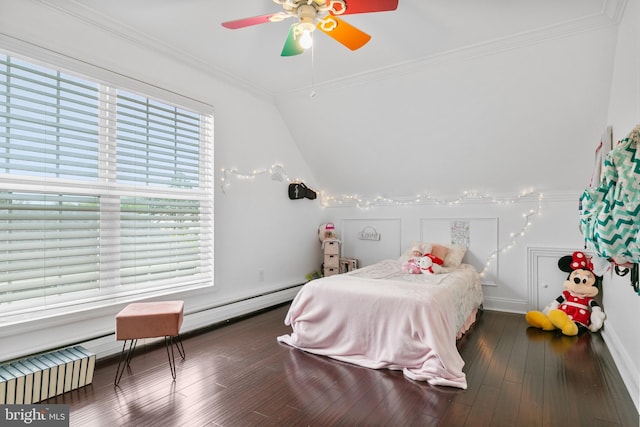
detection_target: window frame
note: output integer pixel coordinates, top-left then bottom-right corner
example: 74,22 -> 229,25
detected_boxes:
0,45 -> 215,323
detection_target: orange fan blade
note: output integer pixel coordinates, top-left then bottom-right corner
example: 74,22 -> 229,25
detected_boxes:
317,16 -> 371,51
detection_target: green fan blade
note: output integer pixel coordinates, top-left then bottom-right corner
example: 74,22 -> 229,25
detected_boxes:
281,25 -> 304,56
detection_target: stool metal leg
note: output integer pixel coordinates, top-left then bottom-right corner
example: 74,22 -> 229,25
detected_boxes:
164,335 -> 186,380
165,336 -> 177,380
115,335 -> 184,385
125,339 -> 138,366
175,335 -> 186,360
114,339 -> 138,386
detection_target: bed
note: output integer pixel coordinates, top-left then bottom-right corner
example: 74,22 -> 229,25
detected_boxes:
277,244 -> 484,389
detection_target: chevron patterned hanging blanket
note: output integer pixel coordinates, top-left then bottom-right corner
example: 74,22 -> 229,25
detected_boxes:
580,124 -> 640,264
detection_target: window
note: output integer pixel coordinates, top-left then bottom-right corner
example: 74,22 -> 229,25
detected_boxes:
0,51 -> 214,320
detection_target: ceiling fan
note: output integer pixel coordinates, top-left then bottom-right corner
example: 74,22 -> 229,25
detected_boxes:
222,0 -> 399,56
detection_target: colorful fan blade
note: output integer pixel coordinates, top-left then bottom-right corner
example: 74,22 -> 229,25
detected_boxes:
222,14 -> 279,29
281,25 -> 304,56
317,16 -> 371,50
336,0 -> 399,15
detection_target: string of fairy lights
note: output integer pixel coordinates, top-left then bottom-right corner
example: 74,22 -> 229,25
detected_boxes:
220,164 -> 291,194
220,163 -> 544,277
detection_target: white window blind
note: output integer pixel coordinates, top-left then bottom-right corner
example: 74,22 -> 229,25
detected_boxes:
0,52 -> 214,318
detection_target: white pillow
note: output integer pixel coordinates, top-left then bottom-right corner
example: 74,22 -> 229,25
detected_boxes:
402,242 -> 432,257
443,244 -> 467,267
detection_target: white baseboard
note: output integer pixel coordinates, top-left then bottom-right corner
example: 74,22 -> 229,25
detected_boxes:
602,324 -> 640,413
482,296 -> 528,314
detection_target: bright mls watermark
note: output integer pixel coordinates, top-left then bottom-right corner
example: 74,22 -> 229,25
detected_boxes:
0,405 -> 69,426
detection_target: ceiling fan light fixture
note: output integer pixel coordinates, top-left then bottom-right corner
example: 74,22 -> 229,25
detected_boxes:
297,3 -> 317,22
294,4 -> 316,51
299,28 -> 313,49
223,0 -> 399,56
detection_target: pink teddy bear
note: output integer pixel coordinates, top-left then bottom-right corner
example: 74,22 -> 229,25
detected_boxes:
402,244 -> 424,274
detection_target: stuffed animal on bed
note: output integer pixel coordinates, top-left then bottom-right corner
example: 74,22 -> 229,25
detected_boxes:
402,244 -> 447,274
525,251 -> 606,336
418,253 -> 444,274
402,244 -> 425,274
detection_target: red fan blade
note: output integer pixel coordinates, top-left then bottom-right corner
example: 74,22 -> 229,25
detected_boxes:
335,0 -> 399,15
222,13 -> 281,29
317,16 -> 371,51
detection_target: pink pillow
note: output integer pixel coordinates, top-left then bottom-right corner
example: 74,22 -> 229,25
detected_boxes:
431,243 -> 449,261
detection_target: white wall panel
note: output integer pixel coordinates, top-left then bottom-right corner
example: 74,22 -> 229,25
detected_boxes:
341,218 -> 402,267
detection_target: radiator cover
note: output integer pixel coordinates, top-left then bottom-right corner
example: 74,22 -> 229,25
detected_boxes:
0,346 -> 95,404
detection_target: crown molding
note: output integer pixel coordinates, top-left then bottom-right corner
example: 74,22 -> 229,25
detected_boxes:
31,0 -> 276,103
29,0 -> 622,102
602,0 -> 628,23
277,1 -> 621,99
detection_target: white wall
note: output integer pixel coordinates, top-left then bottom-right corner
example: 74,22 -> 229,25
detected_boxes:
319,0 -> 639,411
0,1 -> 323,361
323,194 -> 582,313
603,0 -> 640,412
313,0 -> 640,411
0,2 -> 637,413
277,17 -> 619,198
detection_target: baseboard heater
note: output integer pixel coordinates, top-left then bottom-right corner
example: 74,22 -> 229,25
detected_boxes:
0,346 -> 96,404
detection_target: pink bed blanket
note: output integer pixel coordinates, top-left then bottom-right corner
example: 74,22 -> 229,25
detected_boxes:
277,260 -> 483,389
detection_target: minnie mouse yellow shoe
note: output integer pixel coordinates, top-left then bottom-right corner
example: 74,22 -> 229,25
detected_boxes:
525,311 -> 555,331
548,309 -> 579,336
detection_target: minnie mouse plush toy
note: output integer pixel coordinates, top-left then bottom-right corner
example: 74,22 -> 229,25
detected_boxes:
526,251 -> 606,336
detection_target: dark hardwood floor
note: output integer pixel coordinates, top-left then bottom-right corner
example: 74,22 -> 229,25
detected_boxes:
47,304 -> 639,426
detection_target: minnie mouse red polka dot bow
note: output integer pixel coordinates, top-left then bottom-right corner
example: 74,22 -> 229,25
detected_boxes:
570,251 -> 593,271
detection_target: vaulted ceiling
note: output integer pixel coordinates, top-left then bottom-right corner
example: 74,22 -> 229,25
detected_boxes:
47,0 -> 609,97
4,0 -> 626,197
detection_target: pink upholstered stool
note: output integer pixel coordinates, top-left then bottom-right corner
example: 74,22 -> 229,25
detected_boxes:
114,301 -> 186,386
